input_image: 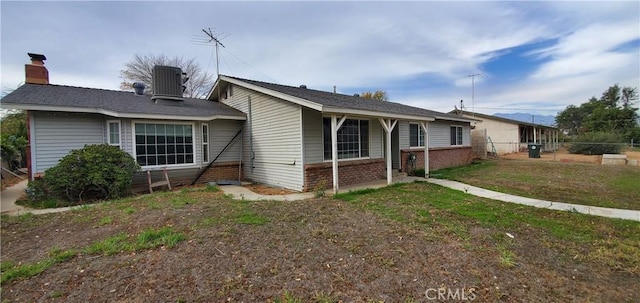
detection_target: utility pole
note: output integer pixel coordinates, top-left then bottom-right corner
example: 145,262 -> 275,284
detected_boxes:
201,28 -> 226,77
466,73 -> 482,115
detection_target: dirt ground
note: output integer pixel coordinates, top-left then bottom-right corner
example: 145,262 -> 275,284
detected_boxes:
0,174 -> 25,191
501,148 -> 640,164
242,184 -> 296,195
1,186 -> 638,302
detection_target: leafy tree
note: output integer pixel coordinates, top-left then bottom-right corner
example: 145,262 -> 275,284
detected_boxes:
0,135 -> 27,171
360,90 -> 388,101
556,84 -> 639,141
119,54 -> 214,99
568,132 -> 624,155
0,110 -> 28,169
0,110 -> 27,139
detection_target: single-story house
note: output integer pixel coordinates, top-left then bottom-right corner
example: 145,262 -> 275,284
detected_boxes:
451,110 -> 559,156
2,53 -> 476,193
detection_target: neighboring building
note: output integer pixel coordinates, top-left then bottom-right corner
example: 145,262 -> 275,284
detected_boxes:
452,110 -> 559,156
2,53 -> 476,193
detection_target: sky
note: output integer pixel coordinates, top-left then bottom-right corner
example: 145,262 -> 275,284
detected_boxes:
1,1 -> 639,117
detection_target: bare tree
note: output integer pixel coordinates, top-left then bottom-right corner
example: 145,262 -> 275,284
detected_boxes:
119,54 -> 214,99
360,90 -> 388,101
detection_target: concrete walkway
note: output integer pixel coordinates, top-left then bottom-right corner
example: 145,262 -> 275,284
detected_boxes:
427,178 -> 640,222
1,179 -> 96,216
1,179 -> 27,214
3,176 -> 638,222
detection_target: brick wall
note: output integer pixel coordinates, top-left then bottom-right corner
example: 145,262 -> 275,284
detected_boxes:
196,161 -> 243,184
304,158 -> 385,191
401,146 -> 474,172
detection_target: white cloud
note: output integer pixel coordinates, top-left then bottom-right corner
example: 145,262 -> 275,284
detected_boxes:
1,1 -> 638,118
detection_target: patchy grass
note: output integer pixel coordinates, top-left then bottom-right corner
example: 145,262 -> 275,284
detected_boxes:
432,159 -> 640,210
1,182 -> 638,302
84,226 -> 185,256
336,181 -> 640,275
1,247 -> 76,284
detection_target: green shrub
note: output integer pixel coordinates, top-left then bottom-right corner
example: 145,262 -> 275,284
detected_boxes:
43,144 -> 140,202
25,179 -> 48,202
409,168 -> 426,177
568,132 -> 624,155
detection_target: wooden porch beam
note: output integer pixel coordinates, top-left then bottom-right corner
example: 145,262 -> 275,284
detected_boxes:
378,118 -> 398,185
420,122 -> 429,178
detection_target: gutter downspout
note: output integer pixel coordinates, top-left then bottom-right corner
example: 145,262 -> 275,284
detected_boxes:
248,95 -> 254,172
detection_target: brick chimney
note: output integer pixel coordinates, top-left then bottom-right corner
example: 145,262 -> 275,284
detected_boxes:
25,53 -> 49,84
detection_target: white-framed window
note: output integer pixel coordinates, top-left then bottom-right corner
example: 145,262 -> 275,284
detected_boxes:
409,123 -> 425,147
107,120 -> 121,147
133,122 -> 194,167
322,117 -> 370,160
202,123 -> 209,163
450,126 -> 463,146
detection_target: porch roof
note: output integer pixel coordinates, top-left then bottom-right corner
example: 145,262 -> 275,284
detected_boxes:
1,83 -> 246,121
210,75 -> 474,122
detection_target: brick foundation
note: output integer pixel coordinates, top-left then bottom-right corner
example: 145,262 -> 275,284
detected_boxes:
197,161 -> 243,183
304,158 -> 385,191
401,146 -> 474,172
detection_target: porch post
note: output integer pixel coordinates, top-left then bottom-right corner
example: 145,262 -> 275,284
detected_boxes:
533,126 -> 537,143
378,118 -> 398,185
420,122 -> 429,178
331,115 -> 347,194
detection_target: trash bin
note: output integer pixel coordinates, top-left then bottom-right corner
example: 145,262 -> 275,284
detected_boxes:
528,143 -> 541,158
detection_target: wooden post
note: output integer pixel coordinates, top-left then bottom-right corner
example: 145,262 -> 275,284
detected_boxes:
331,115 -> 347,194
420,122 -> 429,178
378,118 -> 398,185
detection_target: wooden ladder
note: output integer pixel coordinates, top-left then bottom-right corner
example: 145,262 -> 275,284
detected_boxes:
147,167 -> 171,193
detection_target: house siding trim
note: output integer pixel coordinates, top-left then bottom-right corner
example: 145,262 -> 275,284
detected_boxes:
2,104 -> 245,121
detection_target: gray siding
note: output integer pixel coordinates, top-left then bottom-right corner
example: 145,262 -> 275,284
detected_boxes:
428,121 -> 471,148
209,119 -> 243,163
32,112 -> 104,172
398,121 -> 410,150
132,167 -> 200,187
223,86 -> 303,191
302,108 -> 323,164
370,119 -> 383,159
428,121 -> 450,148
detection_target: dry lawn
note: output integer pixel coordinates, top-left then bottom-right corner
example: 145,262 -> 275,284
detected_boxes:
1,183 -> 639,302
433,158 -> 640,210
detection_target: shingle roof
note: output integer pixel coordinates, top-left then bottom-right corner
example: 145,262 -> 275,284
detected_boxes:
453,110 -> 557,129
1,83 -> 246,120
221,75 -> 469,121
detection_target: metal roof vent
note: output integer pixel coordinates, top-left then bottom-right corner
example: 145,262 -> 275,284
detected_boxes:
353,93 -> 360,97
152,65 -> 184,101
132,82 -> 146,95
299,85 -> 307,89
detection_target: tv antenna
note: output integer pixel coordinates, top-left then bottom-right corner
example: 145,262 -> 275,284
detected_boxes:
198,27 -> 227,76
465,73 -> 483,114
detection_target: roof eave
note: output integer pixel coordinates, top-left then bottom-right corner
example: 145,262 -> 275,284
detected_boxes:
215,75 -> 324,111
434,115 -> 477,123
322,106 -> 435,121
0,103 -> 246,121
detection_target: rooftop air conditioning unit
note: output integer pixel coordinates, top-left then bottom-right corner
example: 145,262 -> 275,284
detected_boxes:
152,65 -> 184,101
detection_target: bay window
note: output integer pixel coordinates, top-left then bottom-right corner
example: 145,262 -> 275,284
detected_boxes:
134,122 -> 194,167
